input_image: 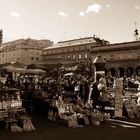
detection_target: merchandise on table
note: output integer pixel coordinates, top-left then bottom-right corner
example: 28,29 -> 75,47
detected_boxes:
0,89 -> 35,132
123,98 -> 140,119
48,95 -> 111,128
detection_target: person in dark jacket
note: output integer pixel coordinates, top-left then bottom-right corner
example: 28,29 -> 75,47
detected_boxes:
89,82 -> 100,109
5,72 -> 16,88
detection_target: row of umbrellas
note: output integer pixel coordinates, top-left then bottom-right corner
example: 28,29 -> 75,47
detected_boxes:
0,61 -> 46,74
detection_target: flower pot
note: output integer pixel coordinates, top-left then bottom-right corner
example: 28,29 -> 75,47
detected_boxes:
92,120 -> 100,126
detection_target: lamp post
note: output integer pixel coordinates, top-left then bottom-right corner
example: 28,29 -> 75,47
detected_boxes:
93,54 -> 106,82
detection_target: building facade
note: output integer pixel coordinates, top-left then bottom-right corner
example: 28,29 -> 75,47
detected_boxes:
90,41 -> 140,77
42,37 -> 109,70
42,37 -> 140,77
0,38 -> 53,65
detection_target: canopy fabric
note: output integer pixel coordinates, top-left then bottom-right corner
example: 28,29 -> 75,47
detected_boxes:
0,61 -> 26,69
26,69 -> 46,74
1,65 -> 46,74
11,61 -> 26,68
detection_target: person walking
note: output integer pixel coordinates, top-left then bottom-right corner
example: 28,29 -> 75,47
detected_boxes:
98,78 -> 110,112
89,81 -> 100,109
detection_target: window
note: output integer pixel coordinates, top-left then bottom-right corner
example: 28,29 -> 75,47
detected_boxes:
67,55 -> 70,59
59,49 -> 62,53
36,57 -> 39,60
85,54 -> 88,59
79,54 -> 82,59
69,47 -> 73,52
75,47 -> 79,51
73,55 -> 76,59
57,49 -> 60,53
73,48 -> 75,51
81,46 -> 85,50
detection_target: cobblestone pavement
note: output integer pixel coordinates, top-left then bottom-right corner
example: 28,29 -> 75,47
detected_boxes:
0,114 -> 140,140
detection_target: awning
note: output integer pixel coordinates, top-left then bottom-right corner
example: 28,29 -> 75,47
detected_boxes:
1,65 -> 46,74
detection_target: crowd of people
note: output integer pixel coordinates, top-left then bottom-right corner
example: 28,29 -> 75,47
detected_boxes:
0,66 -> 140,129
0,71 -> 140,112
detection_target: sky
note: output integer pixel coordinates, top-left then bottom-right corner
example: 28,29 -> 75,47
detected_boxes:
0,0 -> 140,44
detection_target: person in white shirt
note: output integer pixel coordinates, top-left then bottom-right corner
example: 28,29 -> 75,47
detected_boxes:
98,78 -> 110,112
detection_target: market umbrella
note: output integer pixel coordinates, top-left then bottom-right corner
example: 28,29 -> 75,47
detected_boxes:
26,69 -> 46,74
2,65 -> 27,73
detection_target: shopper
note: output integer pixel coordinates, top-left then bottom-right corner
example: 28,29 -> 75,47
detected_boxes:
98,78 -> 110,112
5,72 -> 16,88
88,81 -> 100,109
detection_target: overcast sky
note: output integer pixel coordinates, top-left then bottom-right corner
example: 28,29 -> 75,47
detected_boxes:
0,0 -> 140,43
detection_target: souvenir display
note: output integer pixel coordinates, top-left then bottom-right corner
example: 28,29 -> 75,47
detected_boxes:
0,89 -> 35,132
123,98 -> 135,119
123,98 -> 140,119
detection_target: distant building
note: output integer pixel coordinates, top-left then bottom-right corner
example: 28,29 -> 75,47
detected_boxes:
42,37 -> 109,70
91,41 -> 140,77
42,36 -> 140,77
0,38 -> 53,65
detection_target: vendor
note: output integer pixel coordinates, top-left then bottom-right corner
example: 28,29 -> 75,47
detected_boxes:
5,72 -> 16,88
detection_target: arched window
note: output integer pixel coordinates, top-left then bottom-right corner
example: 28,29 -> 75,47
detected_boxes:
110,68 -> 116,77
118,67 -> 125,77
127,67 -> 133,77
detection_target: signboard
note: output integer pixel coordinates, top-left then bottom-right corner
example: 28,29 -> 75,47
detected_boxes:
114,78 -> 123,117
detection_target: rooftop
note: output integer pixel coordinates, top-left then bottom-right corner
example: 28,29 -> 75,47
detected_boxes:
44,37 -> 109,50
91,40 -> 140,52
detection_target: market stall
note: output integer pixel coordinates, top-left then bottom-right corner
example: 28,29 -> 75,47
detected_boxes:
47,94 -> 110,128
0,88 -> 35,132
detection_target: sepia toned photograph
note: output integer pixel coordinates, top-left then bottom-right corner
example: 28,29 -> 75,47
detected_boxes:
0,0 -> 140,140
